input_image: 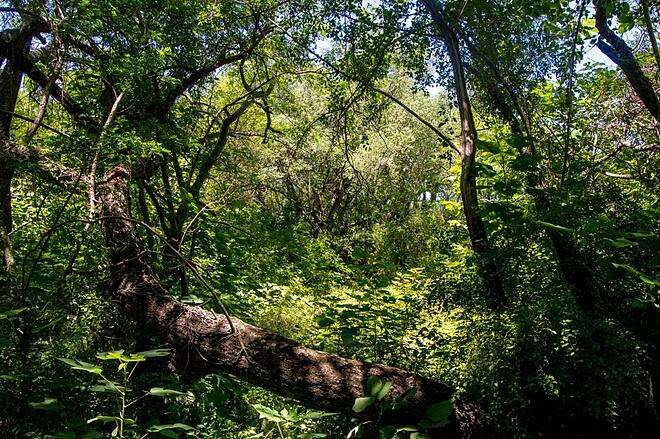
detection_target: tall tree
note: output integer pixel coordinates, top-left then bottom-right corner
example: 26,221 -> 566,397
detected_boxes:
420,0 -> 505,307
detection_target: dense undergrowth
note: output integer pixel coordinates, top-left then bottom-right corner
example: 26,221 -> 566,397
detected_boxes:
3,178 -> 657,437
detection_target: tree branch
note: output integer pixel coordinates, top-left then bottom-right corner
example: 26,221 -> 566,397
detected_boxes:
594,0 -> 659,121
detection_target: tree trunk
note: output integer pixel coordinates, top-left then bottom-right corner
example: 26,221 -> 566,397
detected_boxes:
594,0 -> 660,121
421,0 -> 506,308
0,39 -> 29,273
96,166 -> 456,428
1,18 -> 39,279
640,0 -> 660,71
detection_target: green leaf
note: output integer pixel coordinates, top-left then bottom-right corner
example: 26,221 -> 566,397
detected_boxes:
379,425 -> 396,439
508,134 -> 531,151
279,407 -> 295,422
347,423 -> 367,439
612,263 -> 660,286
0,307 -> 27,320
147,423 -> 194,434
425,400 -> 452,425
630,298 -> 653,310
367,376 -> 382,396
396,425 -> 418,433
90,382 -> 124,394
537,221 -> 573,234
252,404 -> 286,423
303,410 -> 337,419
476,139 -> 501,154
149,387 -> 186,397
624,232 -> 654,239
87,416 -> 135,425
96,350 -> 149,362
352,396 -> 375,413
402,388 -> 418,400
389,386 -> 417,411
510,154 -> 541,171
87,416 -> 121,424
493,179 -> 522,197
603,237 -> 636,248
136,348 -> 170,358
375,381 -> 392,400
475,162 -> 497,177
122,353 -> 149,362
29,397 -> 60,411
96,349 -> 165,363
58,358 -> 102,374
96,350 -> 125,361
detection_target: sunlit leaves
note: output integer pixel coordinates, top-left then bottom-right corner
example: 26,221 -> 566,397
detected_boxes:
251,402 -> 334,438
147,423 -> 194,437
536,221 -> 573,234
95,348 -> 170,363
612,263 -> 660,287
29,397 -> 61,411
149,387 -> 185,397
2,0 -> 658,437
352,396 -> 375,413
368,377 -> 393,400
0,307 -> 27,320
58,358 -> 102,375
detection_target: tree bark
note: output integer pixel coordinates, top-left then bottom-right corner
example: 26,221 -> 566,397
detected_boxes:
0,22 -> 35,273
594,0 -> 660,121
96,166 -> 456,427
421,0 -> 506,308
640,0 -> 660,71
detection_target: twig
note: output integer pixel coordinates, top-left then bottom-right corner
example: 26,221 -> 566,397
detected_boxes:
0,108 -> 69,137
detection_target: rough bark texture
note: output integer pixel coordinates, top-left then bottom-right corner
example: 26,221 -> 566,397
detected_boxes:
97,166 -> 455,426
594,1 -> 659,121
422,0 -> 505,308
0,21 -> 34,273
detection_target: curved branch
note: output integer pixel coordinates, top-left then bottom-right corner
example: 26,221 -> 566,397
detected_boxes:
594,0 -> 659,121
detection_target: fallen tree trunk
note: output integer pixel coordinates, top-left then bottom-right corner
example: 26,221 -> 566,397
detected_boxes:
97,166 -> 455,426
